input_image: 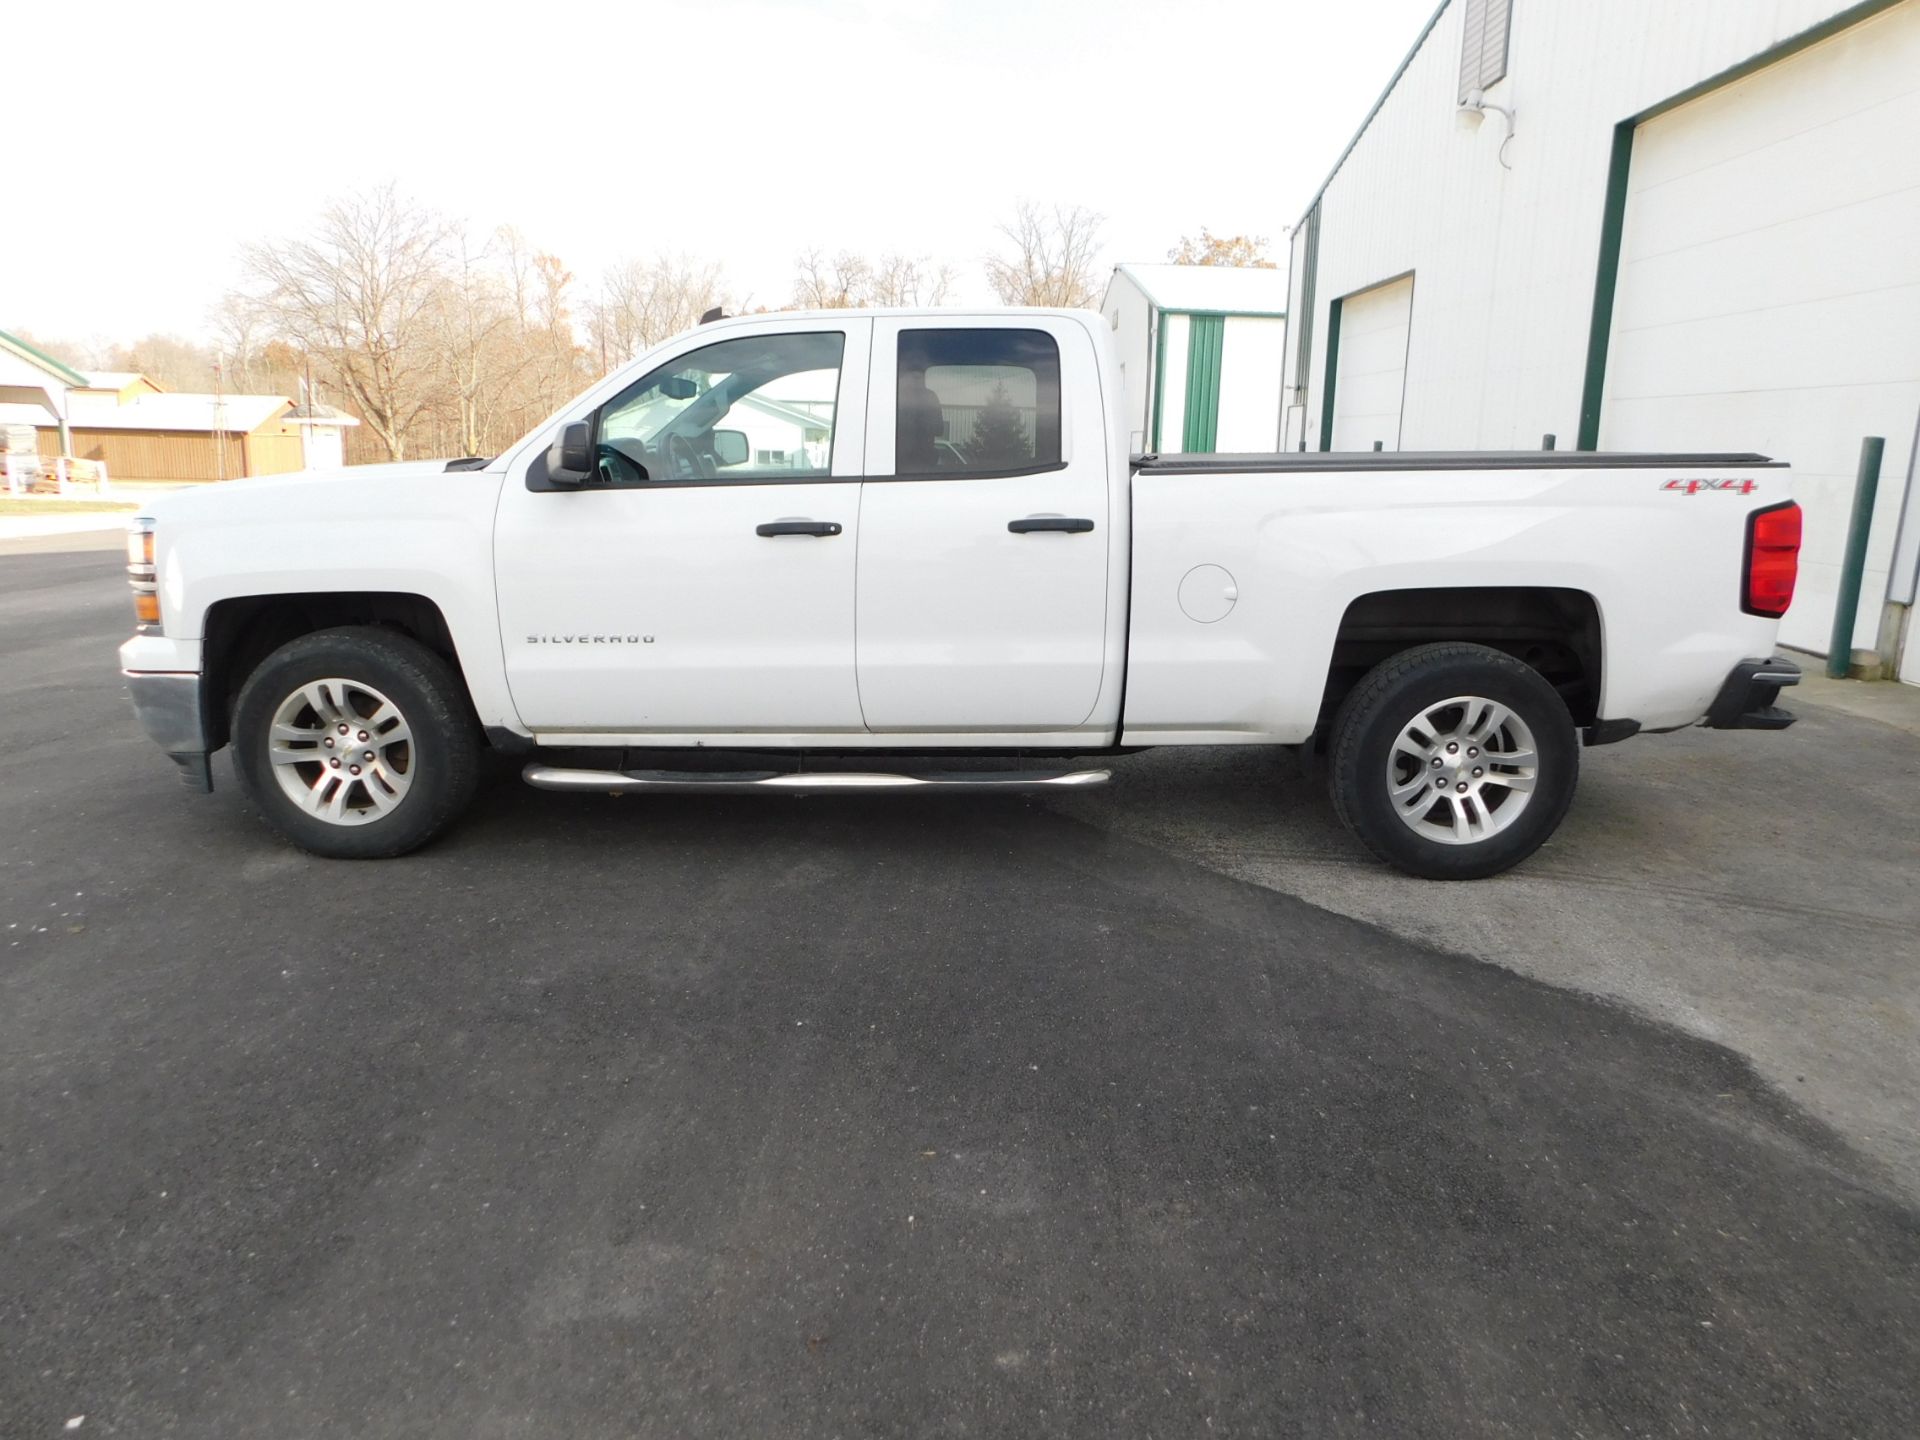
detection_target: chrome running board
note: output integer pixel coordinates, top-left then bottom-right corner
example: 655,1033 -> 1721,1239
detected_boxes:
523,764 -> 1112,795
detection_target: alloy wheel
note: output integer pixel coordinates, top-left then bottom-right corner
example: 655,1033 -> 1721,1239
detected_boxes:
266,678 -> 414,826
1385,694 -> 1538,846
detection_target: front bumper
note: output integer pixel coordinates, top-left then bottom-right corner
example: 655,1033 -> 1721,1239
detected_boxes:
1703,656 -> 1801,730
124,671 -> 213,791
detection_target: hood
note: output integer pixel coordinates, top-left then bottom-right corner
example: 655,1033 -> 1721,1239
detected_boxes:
139,459 -> 500,525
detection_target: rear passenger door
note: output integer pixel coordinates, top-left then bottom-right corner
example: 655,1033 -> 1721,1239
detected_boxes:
855,317 -> 1111,732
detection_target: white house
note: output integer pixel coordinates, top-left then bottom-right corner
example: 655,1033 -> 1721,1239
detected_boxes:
1281,0 -> 1920,682
1100,264 -> 1288,455
0,331 -> 85,477
283,402 -> 359,470
728,393 -> 833,473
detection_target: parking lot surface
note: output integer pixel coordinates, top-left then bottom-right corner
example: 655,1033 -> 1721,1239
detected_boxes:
4,548 -> 1917,1438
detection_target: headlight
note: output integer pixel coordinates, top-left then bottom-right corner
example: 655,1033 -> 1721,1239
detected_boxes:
127,517 -> 161,630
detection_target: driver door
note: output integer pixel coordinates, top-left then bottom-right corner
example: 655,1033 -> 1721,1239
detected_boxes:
494,318 -> 871,737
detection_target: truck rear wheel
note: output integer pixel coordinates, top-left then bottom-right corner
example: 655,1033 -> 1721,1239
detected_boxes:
232,627 -> 480,859
1328,643 -> 1578,880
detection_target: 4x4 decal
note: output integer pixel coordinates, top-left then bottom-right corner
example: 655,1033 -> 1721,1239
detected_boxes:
1663,478 -> 1757,495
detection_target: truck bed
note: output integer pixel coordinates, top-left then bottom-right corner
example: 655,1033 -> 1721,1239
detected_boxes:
1120,449 -> 1791,746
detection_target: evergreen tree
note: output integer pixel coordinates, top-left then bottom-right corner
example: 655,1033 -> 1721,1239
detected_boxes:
969,381 -> 1031,469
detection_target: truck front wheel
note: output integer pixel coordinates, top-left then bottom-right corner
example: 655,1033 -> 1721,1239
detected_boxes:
232,627 -> 481,859
1328,643 -> 1578,880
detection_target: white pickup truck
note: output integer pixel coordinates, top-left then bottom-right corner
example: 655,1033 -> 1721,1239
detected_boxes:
119,308 -> 1805,878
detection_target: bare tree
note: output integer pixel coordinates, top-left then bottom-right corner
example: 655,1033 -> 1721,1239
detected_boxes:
5,329 -> 102,371
588,253 -> 729,369
792,249 -> 873,309
1167,229 -> 1277,268
869,253 -> 956,307
98,334 -> 219,392
984,202 -> 1104,308
208,294 -> 271,390
241,184 -> 453,460
432,230 -> 524,456
792,248 -> 955,309
527,253 -> 586,414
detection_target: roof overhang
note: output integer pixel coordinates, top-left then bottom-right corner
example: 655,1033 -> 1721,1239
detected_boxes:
0,330 -> 89,388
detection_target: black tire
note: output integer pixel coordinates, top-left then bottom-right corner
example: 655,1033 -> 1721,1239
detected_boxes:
232,627 -> 481,859
1328,642 -> 1579,880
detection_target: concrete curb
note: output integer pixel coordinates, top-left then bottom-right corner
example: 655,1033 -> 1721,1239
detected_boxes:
0,512 -> 136,540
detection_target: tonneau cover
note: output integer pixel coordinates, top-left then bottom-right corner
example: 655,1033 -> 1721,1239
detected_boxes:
1132,450 -> 1781,473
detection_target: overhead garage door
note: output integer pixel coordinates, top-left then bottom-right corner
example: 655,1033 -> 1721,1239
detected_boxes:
1600,0 -> 1920,669
1330,275 -> 1414,451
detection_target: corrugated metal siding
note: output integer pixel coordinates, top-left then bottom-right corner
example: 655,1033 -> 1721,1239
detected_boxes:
36,427 -> 298,481
1600,1 -> 1920,654
243,431 -> 306,475
1181,315 -> 1225,452
1289,0 -> 1892,453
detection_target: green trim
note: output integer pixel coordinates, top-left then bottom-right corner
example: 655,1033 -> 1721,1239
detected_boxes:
1150,314 -> 1168,451
1296,0 -> 1899,238
1317,296 -> 1344,452
1149,308 -> 1286,452
1182,314 -> 1225,453
0,329 -> 88,388
1294,1 -> 1453,230
1577,121 -> 1635,452
1574,0 -> 1903,451
1116,264 -> 1290,316
1156,304 -> 1288,321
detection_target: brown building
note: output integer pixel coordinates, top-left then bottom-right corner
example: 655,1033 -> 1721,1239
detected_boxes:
39,384 -> 308,481
2,329 -> 341,484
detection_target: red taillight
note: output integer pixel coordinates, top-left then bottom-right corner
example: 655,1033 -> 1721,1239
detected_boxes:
1743,501 -> 1801,618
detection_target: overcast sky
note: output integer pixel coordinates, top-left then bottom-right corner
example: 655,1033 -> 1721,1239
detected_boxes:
6,0 -> 1438,348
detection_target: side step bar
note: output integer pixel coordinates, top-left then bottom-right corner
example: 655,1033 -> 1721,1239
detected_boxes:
523,765 -> 1111,795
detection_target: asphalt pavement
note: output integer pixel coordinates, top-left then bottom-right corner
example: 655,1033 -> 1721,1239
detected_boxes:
3,549 -> 1916,1438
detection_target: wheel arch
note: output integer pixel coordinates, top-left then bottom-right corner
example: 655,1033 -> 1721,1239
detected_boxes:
201,591 -> 469,752
1317,586 -> 1604,738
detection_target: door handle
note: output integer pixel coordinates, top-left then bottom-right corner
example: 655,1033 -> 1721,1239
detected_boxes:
1008,516 -> 1095,534
756,520 -> 842,538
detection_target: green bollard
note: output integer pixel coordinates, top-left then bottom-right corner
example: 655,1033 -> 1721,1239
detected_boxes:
1827,436 -> 1885,679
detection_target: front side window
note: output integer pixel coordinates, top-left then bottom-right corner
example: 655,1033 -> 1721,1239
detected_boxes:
595,331 -> 843,483
896,329 -> 1062,478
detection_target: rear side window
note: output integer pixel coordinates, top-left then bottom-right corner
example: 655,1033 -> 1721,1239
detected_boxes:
896,329 -> 1062,478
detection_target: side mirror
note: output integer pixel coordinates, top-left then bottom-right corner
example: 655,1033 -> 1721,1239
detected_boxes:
712,429 -> 750,468
545,421 -> 593,485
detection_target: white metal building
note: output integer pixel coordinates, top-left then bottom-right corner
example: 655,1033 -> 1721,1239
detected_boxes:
0,330 -> 85,461
1100,264 -> 1288,455
1281,0 -> 1920,681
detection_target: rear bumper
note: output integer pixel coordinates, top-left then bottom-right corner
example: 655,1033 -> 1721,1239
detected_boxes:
1703,656 -> 1801,730
124,670 -> 213,791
